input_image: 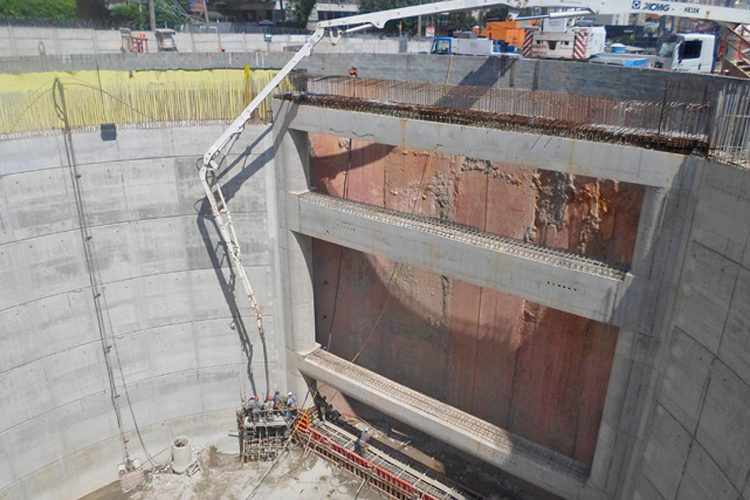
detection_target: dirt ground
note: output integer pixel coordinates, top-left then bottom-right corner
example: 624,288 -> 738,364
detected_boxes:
82,446 -> 382,500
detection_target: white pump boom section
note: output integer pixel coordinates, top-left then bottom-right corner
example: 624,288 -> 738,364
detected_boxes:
200,0 -> 750,355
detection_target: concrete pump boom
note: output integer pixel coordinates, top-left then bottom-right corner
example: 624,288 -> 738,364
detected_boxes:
199,0 -> 750,396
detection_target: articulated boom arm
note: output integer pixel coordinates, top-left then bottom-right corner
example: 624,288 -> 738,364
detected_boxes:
200,0 -> 750,367
605,0 -> 750,24
320,0 -> 750,30
317,0 -> 595,30
197,0 -> 541,359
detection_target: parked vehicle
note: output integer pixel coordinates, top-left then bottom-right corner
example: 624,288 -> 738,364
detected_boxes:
654,33 -> 716,73
431,35 -> 517,56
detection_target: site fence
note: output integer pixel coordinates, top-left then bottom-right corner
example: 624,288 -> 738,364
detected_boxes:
711,82 -> 750,167
302,76 -> 750,167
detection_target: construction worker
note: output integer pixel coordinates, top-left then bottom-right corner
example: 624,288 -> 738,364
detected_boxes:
263,394 -> 274,417
355,427 -> 371,455
248,395 -> 261,422
285,392 -> 297,418
272,390 -> 282,410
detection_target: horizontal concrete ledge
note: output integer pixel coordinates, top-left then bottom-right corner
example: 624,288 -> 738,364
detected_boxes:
278,101 -> 688,188
289,192 -> 634,325
296,348 -> 589,500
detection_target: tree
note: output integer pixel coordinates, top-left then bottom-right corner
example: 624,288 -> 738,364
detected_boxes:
109,0 -> 191,30
76,0 -> 110,22
358,0 -> 420,32
446,11 -> 476,31
0,0 -> 76,21
358,0 -> 477,33
155,0 -> 192,28
109,3 -> 145,28
482,5 -> 509,21
289,0 -> 316,28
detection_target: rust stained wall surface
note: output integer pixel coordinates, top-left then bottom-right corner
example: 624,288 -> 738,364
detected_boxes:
309,133 -> 643,466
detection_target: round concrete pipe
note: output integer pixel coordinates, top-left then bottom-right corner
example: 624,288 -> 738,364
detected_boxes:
171,436 -> 193,474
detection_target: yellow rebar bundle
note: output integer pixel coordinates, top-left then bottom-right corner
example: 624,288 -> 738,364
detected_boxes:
0,67 -> 290,135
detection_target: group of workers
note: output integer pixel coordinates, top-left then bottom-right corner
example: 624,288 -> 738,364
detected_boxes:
241,389 -> 372,456
242,390 -> 298,424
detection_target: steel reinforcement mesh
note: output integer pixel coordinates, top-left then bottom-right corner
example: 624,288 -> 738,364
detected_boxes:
297,76 -> 710,148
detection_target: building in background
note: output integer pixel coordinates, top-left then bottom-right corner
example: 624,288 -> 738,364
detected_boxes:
307,0 -> 359,25
207,0 -> 280,22
200,0 -> 358,25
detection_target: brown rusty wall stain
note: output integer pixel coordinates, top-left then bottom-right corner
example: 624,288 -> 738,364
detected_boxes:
309,132 -> 643,466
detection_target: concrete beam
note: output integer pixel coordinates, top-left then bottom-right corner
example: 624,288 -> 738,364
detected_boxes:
288,192 -> 636,326
283,102 -> 689,188
296,348 -> 589,500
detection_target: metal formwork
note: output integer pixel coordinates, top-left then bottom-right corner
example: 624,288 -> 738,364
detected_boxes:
293,411 -> 468,500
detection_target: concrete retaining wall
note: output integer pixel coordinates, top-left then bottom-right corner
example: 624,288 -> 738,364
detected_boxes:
1,53 -> 750,499
0,26 -> 429,58
626,160 -> 750,500
2,52 -> 748,104
0,124 -> 282,499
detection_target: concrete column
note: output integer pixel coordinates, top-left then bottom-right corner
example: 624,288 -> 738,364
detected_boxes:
614,158 -> 706,500
272,99 -> 317,401
587,186 -> 668,496
631,188 -> 669,278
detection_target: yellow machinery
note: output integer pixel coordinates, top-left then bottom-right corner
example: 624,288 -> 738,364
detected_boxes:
480,19 -> 536,48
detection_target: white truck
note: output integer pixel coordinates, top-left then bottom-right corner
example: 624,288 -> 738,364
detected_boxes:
655,32 -> 716,73
526,18 -> 607,59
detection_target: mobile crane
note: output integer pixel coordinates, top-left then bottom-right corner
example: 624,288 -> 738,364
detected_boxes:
199,0 -> 750,397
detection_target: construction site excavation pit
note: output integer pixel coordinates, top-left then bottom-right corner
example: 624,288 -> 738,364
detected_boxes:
1,53 -> 750,500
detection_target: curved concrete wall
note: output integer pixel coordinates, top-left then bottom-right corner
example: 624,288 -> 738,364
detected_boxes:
0,124 -> 280,500
627,160 -> 750,500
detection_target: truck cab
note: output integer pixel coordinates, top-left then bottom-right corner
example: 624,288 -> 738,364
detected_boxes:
657,33 -> 715,73
431,36 -> 453,55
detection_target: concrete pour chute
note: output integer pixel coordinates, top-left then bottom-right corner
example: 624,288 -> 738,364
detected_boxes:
1,53 -> 750,500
